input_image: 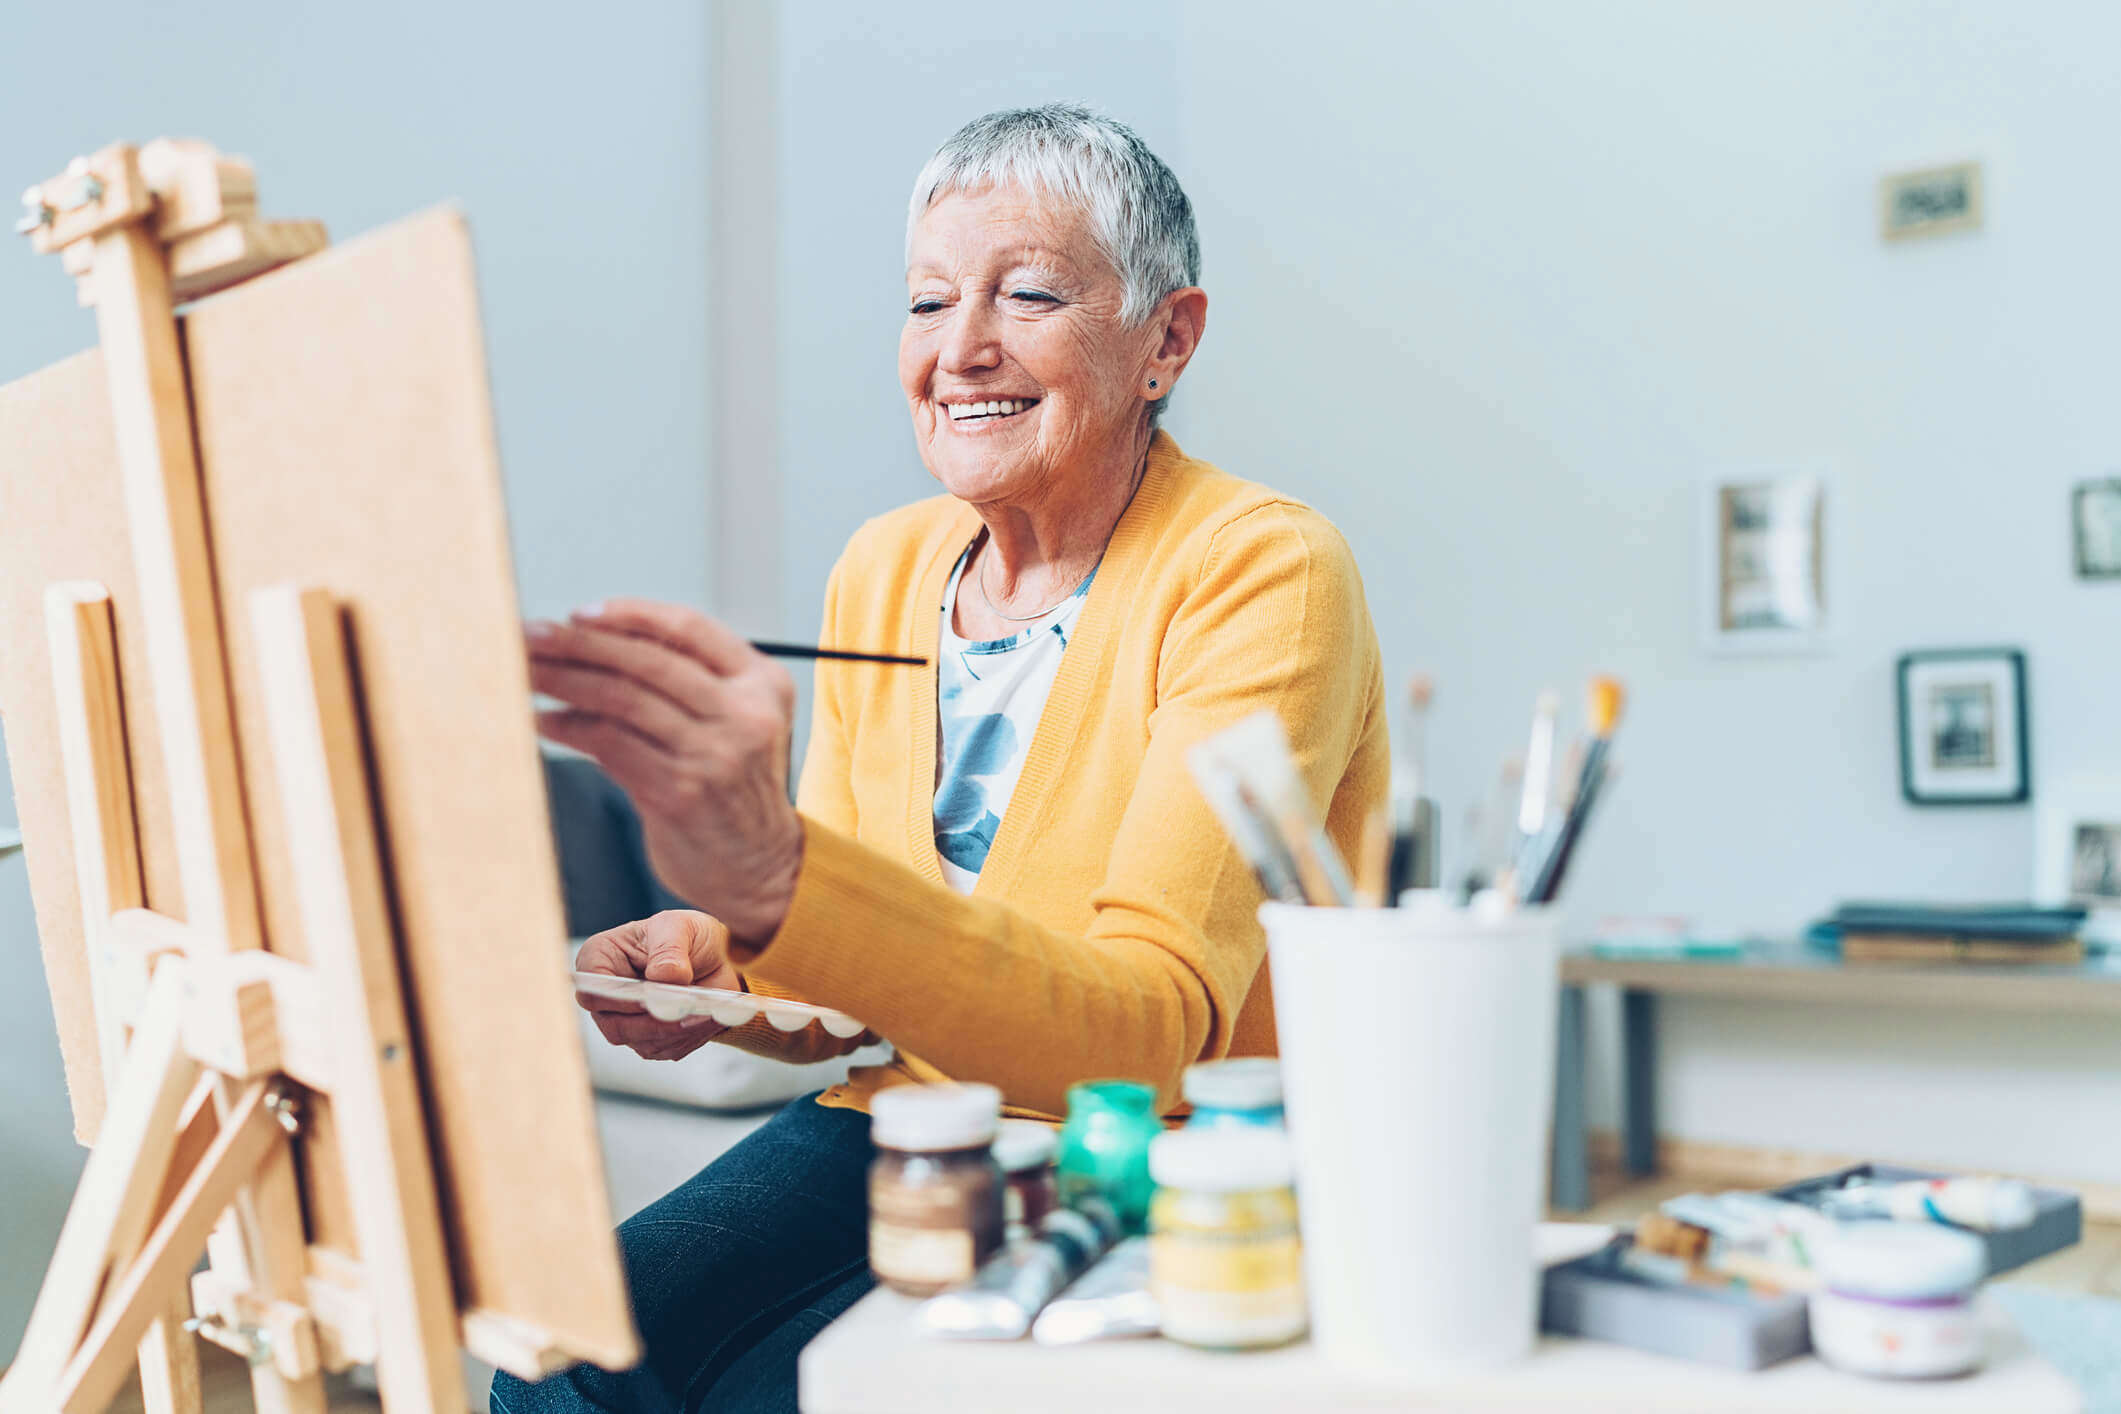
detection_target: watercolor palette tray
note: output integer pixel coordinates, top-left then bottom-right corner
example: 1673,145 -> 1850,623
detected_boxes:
571,972 -> 869,1038
1541,1164 -> 2084,1369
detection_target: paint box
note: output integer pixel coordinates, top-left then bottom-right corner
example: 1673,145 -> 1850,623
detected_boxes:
1538,1164 -> 2082,1369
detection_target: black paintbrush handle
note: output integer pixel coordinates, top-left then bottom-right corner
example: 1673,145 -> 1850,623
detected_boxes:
1528,742 -> 1611,904
750,640 -> 927,667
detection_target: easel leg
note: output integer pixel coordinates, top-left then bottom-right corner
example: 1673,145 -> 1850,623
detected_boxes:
136,1292 -> 204,1414
49,589 -> 207,1414
254,586 -> 466,1412
0,968 -> 199,1413
56,1081 -> 288,1414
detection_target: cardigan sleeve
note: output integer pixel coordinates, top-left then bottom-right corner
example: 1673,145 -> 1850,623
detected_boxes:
733,502 -> 1382,1114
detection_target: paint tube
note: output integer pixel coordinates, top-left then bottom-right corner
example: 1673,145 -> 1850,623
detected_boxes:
1030,1236 -> 1158,1345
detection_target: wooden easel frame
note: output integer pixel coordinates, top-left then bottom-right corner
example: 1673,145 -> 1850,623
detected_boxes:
0,142 -> 527,1414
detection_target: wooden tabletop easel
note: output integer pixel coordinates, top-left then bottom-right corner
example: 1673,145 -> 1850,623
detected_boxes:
0,142 -> 637,1414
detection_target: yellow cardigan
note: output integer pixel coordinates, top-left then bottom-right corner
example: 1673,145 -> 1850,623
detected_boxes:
723,432 -> 1388,1120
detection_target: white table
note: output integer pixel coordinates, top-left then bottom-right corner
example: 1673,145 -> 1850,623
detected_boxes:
800,1225 -> 2081,1413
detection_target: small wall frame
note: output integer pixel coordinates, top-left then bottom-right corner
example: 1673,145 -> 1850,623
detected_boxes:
1698,473 -> 1827,655
2073,478 -> 2121,580
1896,648 -> 2030,806
1879,161 -> 1983,242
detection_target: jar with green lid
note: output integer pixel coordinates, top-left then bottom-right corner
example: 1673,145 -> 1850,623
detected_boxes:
1182,1057 -> 1285,1130
1148,1126 -> 1307,1349
1056,1080 -> 1161,1236
868,1083 -> 1005,1297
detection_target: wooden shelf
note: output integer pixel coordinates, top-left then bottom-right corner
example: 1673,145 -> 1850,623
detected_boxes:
1561,943 -> 2121,1016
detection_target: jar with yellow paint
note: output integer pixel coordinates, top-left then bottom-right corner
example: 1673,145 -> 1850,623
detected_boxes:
1147,1127 -> 1308,1349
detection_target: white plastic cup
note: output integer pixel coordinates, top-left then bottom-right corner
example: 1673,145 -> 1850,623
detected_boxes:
1262,896 -> 1561,1379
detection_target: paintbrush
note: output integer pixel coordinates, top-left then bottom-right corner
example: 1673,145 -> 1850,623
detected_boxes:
1356,808 -> 1391,907
750,640 -> 927,666
1189,712 -> 1354,906
1460,756 -> 1523,899
1189,739 -> 1306,904
1384,674 -> 1435,902
1525,676 -> 1626,904
1501,691 -> 1561,899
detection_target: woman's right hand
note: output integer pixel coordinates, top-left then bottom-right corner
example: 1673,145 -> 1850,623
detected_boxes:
574,909 -> 743,1061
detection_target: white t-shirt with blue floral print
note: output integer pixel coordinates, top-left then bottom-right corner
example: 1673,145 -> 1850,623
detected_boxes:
933,544 -> 1096,893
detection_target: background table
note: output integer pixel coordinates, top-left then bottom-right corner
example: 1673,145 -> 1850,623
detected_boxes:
800,1224 -> 2079,1413
1548,943 -> 2121,1211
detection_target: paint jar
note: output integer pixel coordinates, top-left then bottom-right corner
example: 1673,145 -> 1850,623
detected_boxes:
1182,1057 -> 1284,1129
993,1119 -> 1059,1241
1148,1126 -> 1307,1349
868,1083 -> 1006,1297
1057,1080 -> 1161,1236
1808,1222 -> 1987,1379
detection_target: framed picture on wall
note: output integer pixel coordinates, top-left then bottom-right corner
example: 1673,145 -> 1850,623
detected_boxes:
2074,478 -> 2121,579
1878,161 -> 1983,242
1699,473 -> 1826,654
1896,648 -> 2029,806
2034,785 -> 2121,948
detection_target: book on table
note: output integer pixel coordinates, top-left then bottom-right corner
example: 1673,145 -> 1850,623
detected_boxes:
1829,902 -> 2087,966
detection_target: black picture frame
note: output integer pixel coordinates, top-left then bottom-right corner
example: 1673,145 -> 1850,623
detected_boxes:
1896,648 -> 2030,807
2074,478 -> 2121,580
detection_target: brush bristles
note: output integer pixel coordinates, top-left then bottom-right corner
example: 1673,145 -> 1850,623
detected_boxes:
1589,676 -> 1625,737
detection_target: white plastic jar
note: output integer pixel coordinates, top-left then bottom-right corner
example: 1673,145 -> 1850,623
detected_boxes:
1148,1127 -> 1308,1349
1808,1222 -> 1987,1379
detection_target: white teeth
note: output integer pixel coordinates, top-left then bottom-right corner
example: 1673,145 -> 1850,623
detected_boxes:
944,397 -> 1035,421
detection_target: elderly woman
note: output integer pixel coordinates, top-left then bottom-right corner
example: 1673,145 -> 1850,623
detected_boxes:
496,104 -> 1386,1414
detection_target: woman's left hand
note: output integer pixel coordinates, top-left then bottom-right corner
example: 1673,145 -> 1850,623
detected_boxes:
527,600 -> 803,942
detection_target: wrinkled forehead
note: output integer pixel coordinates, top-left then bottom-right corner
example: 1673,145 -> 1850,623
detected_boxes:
904,181 -> 1111,281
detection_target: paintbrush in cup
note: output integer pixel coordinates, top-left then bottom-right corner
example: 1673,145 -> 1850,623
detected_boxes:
1189,738 -> 1306,904
1384,673 -> 1435,902
1459,756 -> 1523,899
1189,711 -> 1354,906
1526,676 -> 1626,904
1501,691 -> 1561,900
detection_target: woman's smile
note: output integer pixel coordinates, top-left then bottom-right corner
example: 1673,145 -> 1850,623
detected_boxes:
937,395 -> 1043,431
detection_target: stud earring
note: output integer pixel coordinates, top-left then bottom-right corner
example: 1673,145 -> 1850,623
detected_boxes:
1148,378 -> 1159,389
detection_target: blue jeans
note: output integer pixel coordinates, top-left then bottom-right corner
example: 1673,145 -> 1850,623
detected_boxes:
491,1094 -> 876,1414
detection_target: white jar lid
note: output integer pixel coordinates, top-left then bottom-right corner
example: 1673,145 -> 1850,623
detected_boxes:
992,1118 -> 1057,1173
1183,1057 -> 1284,1113
871,1083 -> 1002,1152
1150,1126 -> 1294,1192
1814,1221 -> 1986,1299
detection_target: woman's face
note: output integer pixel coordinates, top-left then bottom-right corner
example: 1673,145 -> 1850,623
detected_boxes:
901,186 -> 1155,507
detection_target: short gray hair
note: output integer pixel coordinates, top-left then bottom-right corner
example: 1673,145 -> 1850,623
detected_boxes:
906,103 -> 1200,328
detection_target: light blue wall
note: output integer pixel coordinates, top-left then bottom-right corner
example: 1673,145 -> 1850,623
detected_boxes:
0,0 -> 711,1359
772,0 -> 1185,643
0,746 -> 77,1364
1175,0 -> 2121,931
1173,0 -> 2121,1176
0,3 -> 713,620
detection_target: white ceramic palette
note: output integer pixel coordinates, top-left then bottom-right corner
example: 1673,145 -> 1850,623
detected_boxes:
571,971 -> 869,1038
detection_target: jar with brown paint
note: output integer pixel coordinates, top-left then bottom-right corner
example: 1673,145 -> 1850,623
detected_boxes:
993,1118 -> 1059,1241
868,1083 -> 1006,1297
